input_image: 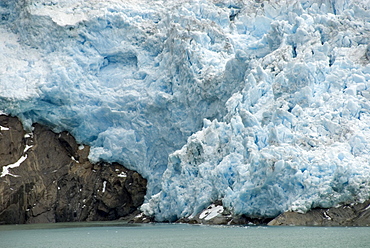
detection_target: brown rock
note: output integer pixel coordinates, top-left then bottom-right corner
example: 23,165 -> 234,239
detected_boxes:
268,200 -> 370,226
0,115 -> 147,224
0,115 -> 25,166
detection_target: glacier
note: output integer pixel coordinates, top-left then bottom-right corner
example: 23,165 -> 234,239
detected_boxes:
1,0 -> 370,221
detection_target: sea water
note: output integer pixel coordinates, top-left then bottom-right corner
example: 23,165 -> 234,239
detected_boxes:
0,222 -> 369,248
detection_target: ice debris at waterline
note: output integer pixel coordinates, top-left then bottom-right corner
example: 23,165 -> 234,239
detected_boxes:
1,0 -> 370,221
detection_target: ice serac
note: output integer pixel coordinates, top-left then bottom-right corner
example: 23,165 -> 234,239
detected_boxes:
141,0 -> 370,220
0,0 -> 236,196
1,0 -> 370,222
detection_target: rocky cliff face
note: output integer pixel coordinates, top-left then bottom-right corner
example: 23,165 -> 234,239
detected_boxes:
0,115 -> 147,224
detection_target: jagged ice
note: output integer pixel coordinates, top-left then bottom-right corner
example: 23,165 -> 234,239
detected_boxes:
1,0 -> 370,221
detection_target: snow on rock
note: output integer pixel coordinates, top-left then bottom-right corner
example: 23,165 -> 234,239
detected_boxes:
117,171 -> 127,178
102,180 -> 107,193
0,125 -> 9,131
0,154 -> 27,177
1,0 -> 370,221
199,204 -> 224,221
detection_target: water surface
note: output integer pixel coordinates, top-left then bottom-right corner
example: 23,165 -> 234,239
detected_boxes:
0,222 -> 369,248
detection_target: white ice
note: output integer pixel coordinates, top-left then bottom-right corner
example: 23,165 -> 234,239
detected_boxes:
1,0 -> 370,220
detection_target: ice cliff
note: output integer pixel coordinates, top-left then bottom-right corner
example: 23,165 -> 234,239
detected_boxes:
1,0 -> 370,221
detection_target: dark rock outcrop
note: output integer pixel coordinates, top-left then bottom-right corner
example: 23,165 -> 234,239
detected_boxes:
0,115 -> 147,225
268,200 -> 370,226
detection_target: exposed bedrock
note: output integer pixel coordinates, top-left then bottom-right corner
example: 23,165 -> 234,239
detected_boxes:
268,200 -> 370,227
176,200 -> 370,226
0,115 -> 146,224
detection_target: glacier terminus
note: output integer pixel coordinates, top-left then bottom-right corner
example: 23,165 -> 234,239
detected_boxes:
1,0 -> 370,221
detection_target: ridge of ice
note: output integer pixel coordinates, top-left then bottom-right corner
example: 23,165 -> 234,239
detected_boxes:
1,0 -> 370,220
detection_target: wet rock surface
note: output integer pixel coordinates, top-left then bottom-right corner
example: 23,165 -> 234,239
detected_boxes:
0,115 -> 147,224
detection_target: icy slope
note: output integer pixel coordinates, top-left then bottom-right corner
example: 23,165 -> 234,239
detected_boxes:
1,0 -> 370,221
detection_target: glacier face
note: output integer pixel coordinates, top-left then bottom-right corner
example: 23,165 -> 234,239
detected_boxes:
0,0 -> 237,194
1,0 -> 370,221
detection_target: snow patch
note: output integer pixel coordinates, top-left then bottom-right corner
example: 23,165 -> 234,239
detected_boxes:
199,204 -> 224,221
0,155 -> 27,177
323,211 -> 332,220
71,156 -> 79,163
0,126 -> 9,131
117,172 -> 127,178
102,181 -> 107,193
24,133 -> 33,138
24,145 -> 33,153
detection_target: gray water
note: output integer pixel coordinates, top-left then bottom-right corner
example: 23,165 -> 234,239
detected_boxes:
0,222 -> 369,248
